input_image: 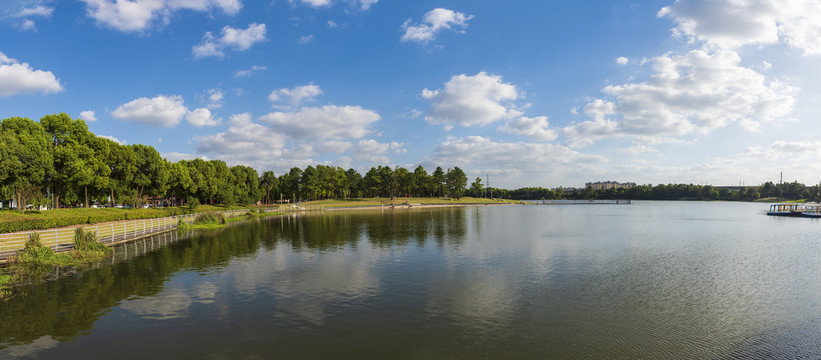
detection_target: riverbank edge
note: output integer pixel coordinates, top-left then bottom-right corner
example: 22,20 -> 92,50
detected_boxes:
322,202 -> 517,211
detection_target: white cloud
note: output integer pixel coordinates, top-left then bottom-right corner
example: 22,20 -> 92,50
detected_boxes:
79,110 -> 97,122
14,5 -> 54,18
353,139 -> 401,164
162,151 -> 208,162
194,112 -> 288,164
765,140 -> 821,160
98,134 -> 126,145
317,140 -> 352,153
357,0 -> 378,10
186,107 -> 219,126
0,52 -> 63,96
421,72 -> 521,129
193,23 -> 267,59
112,94 -> 188,127
80,0 -> 241,33
291,0 -> 331,7
233,65 -> 266,78
401,8 -> 474,43
19,19 -> 36,31
563,49 -> 797,146
12,4 -> 53,31
268,83 -> 322,107
497,116 -> 558,141
431,136 -> 607,188
326,20 -> 338,28
616,56 -> 629,65
659,0 -> 821,55
298,34 -> 314,44
259,105 -> 379,140
288,0 -> 377,10
201,88 -> 223,108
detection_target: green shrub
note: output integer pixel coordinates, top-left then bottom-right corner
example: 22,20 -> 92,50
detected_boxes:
177,218 -> 191,232
245,210 -> 257,219
73,228 -> 109,252
193,212 -> 224,225
17,233 -> 55,263
187,197 -> 199,211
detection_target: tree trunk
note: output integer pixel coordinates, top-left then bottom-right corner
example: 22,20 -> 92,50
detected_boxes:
85,186 -> 89,208
110,188 -> 115,206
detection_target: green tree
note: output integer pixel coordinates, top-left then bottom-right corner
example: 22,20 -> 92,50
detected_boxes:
210,160 -> 235,205
432,166 -> 446,197
0,117 -> 52,211
259,171 -> 278,205
131,144 -> 169,205
102,139 -> 137,206
411,165 -> 429,197
445,167 -> 467,199
167,161 -> 194,206
73,130 -> 111,208
470,177 -> 483,196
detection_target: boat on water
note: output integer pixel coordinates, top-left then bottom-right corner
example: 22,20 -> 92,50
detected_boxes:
767,203 -> 821,218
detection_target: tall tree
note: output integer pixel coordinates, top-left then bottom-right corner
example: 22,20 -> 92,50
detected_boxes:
432,166 -> 446,197
167,161 -> 194,206
0,117 -> 52,211
131,144 -> 168,205
411,165 -> 429,197
445,167 -> 467,199
470,177 -> 483,196
103,139 -> 137,206
259,171 -> 278,205
73,128 -> 111,208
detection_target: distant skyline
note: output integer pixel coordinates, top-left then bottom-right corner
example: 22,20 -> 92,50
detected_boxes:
2,0 -> 820,189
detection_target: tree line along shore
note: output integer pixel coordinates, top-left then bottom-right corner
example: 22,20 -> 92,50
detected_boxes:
2,113 -> 816,215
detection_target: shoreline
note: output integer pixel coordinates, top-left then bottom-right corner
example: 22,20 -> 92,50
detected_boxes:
322,202 -> 517,211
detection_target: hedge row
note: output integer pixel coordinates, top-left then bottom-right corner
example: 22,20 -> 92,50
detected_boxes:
0,208 -> 191,234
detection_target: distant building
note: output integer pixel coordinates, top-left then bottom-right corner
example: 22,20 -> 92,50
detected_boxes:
585,181 -> 636,190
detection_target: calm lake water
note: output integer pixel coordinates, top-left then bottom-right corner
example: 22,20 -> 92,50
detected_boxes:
3,201 -> 821,359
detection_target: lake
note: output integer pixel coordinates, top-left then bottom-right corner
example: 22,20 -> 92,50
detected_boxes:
2,201 -> 821,359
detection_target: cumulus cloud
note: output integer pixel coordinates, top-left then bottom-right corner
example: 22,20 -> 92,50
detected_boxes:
659,0 -> 821,55
112,94 -> 188,127
431,136 -> 607,187
0,52 -> 63,96
268,83 -> 322,108
186,107 -> 219,126
401,8 -> 474,43
421,72 -> 521,130
259,105 -> 379,140
317,140 -> 352,153
353,139 -> 404,164
193,23 -> 267,59
616,56 -> 629,65
233,65 -> 267,78
79,110 -> 97,122
562,49 -> 797,146
194,112 -> 287,162
497,116 -> 558,141
80,0 -> 241,33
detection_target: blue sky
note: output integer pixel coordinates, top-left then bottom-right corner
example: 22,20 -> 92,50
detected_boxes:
2,0 -> 820,189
